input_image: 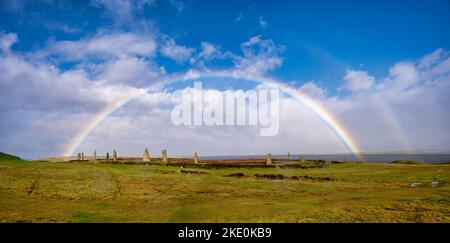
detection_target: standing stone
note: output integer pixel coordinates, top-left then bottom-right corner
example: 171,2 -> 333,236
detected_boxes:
113,150 -> 117,161
93,150 -> 97,161
266,153 -> 272,165
143,148 -> 150,162
193,152 -> 199,164
106,152 -> 110,160
288,152 -> 291,160
161,149 -> 168,164
77,153 -> 81,161
81,152 -> 84,161
299,154 -> 305,163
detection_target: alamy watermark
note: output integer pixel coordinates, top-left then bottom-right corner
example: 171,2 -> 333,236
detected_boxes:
171,82 -> 280,136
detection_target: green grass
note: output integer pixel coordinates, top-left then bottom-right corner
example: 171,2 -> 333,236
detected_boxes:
0,155 -> 449,222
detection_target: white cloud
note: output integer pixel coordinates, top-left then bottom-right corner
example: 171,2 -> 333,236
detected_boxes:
0,32 -> 18,53
0,32 -> 163,158
159,36 -> 285,73
160,38 -> 195,63
343,69 -> 375,92
91,0 -> 135,21
48,32 -> 157,61
233,35 -> 285,74
299,81 -> 326,98
95,56 -> 164,86
91,0 -> 156,22
258,16 -> 268,28
0,48 -> 156,114
418,48 -> 445,69
198,42 -> 221,60
0,54 -> 95,111
379,62 -> 419,91
334,49 -> 450,151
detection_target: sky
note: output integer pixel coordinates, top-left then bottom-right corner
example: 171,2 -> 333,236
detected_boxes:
1,0 -> 450,159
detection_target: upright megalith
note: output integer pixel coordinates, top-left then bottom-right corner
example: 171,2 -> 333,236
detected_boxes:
77,153 -> 81,161
113,150 -> 117,161
161,149 -> 168,164
93,150 -> 97,161
81,152 -> 84,161
193,152 -> 199,164
143,148 -> 150,162
106,152 -> 110,160
266,153 -> 272,165
299,154 -> 305,163
288,152 -> 291,160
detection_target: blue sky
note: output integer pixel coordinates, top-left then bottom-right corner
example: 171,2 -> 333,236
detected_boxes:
2,0 -> 449,89
1,0 -> 450,158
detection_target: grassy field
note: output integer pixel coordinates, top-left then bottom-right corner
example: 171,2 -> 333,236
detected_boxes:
0,153 -> 449,222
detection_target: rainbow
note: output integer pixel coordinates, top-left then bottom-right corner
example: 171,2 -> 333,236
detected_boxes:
370,95 -> 412,152
63,70 -> 364,158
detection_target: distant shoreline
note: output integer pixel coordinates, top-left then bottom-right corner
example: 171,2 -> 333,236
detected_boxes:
202,154 -> 450,164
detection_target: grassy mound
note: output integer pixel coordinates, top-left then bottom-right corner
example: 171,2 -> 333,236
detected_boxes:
0,152 -> 21,161
390,160 -> 426,164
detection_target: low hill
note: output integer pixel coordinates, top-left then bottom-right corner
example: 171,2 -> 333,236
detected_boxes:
0,152 -> 21,161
